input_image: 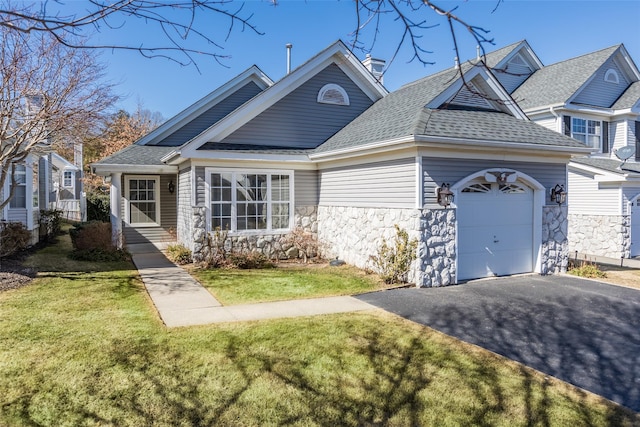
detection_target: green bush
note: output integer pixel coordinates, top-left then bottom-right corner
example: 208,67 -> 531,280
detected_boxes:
0,222 -> 31,257
86,192 -> 110,222
568,263 -> 607,279
369,225 -> 418,284
166,244 -> 192,265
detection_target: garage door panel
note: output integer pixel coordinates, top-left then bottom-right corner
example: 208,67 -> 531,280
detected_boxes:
457,181 -> 534,281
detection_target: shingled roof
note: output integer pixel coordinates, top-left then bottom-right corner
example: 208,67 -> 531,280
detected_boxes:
95,145 -> 176,166
512,45 -> 620,111
571,156 -> 640,175
612,81 -> 640,109
314,64 -> 585,154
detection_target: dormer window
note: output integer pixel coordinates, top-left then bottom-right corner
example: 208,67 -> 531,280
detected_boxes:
317,84 -> 350,106
604,69 -> 619,84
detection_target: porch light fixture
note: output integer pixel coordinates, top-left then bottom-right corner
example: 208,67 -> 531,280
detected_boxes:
550,184 -> 566,206
168,179 -> 175,194
437,183 -> 454,207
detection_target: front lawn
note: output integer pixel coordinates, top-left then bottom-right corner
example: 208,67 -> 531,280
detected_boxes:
190,264 -> 387,305
0,234 -> 637,426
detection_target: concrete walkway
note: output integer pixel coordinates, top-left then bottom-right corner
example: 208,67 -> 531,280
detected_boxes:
573,251 -> 640,269
128,244 -> 376,328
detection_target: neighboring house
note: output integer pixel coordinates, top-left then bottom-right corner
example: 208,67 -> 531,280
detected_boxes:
92,40 -> 590,286
50,152 -> 86,222
1,153 -> 52,245
491,41 -> 640,259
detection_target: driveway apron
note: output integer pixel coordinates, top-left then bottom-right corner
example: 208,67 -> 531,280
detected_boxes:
356,274 -> 640,412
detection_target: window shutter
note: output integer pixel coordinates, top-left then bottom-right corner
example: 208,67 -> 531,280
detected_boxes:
602,121 -> 609,153
563,116 -> 572,136
636,121 -> 640,160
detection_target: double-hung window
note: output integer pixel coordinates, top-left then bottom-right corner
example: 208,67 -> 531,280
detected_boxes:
572,118 -> 601,149
63,170 -> 73,188
208,170 -> 292,232
9,164 -> 26,209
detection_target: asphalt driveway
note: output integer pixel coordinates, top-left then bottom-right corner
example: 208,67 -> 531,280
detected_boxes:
356,274 -> 640,412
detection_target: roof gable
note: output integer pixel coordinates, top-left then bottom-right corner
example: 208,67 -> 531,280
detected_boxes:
487,40 -> 543,94
512,45 -> 638,111
135,65 -> 273,146
174,40 -> 388,161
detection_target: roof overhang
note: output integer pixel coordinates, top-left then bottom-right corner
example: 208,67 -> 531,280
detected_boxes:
91,163 -> 178,176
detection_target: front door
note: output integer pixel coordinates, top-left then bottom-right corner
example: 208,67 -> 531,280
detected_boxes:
125,176 -> 160,227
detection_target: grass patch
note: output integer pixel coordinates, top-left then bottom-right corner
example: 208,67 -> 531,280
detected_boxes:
190,264 -> 387,305
0,235 -> 637,425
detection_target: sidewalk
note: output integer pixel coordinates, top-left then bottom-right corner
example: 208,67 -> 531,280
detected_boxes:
128,244 -> 377,328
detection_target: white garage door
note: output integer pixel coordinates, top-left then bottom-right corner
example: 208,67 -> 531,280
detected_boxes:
457,181 -> 534,281
630,199 -> 640,257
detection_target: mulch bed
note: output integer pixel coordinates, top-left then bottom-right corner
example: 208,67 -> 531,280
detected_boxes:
0,256 -> 36,293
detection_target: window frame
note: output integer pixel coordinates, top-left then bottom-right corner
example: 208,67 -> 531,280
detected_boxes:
317,83 -> 350,106
63,170 -> 74,188
205,168 -> 294,235
9,164 -> 27,209
571,117 -> 601,149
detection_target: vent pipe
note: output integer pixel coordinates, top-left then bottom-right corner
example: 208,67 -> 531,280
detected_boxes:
454,57 -> 459,70
286,43 -> 293,74
476,45 -> 481,61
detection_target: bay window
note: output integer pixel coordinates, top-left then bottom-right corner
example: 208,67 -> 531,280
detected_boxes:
208,170 -> 292,232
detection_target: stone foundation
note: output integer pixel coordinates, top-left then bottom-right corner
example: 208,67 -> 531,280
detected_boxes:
567,213 -> 629,259
190,205 -> 318,262
416,209 -> 456,287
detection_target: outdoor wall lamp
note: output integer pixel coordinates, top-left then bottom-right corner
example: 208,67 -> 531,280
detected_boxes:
168,179 -> 175,194
437,183 -> 454,207
550,184 -> 566,206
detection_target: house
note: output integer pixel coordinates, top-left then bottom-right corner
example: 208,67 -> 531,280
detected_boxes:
490,41 -> 640,259
92,40 -> 590,286
1,153 -> 52,245
50,152 -> 86,222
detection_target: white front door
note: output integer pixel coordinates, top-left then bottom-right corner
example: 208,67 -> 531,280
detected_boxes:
630,199 -> 640,257
457,181 -> 534,281
125,176 -> 160,227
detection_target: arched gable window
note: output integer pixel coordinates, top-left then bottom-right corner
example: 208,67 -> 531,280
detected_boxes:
604,69 -> 620,84
317,84 -> 350,106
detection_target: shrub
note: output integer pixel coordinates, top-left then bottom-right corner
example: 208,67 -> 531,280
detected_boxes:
369,224 -> 418,284
282,227 -> 319,262
166,244 -> 192,265
69,221 -> 128,262
227,251 -> 273,269
568,258 -> 607,279
86,192 -> 110,222
0,222 -> 31,257
39,209 -> 63,240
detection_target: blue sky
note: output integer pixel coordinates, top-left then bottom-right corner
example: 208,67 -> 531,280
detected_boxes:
90,0 -> 640,119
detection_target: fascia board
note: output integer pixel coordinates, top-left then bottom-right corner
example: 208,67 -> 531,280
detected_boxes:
568,161 -> 628,180
617,45 -> 640,81
189,158 -> 317,171
91,163 -> 178,176
185,150 -> 311,163
135,66 -> 273,147
415,135 -> 593,155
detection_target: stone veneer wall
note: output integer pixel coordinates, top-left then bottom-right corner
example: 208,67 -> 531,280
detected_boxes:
191,205 -> 318,262
541,206 -> 569,275
317,206 -> 456,288
567,213 -> 629,259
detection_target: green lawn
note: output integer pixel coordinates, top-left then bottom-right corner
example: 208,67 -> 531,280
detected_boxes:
190,264 -> 387,305
0,233 -> 637,426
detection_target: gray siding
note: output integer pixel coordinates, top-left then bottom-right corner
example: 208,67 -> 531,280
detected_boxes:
195,166 -> 206,206
572,57 -> 630,108
159,174 -> 177,228
153,82 -> 263,146
219,64 -> 374,149
177,167 -> 192,246
38,157 -> 46,209
7,208 -> 27,226
319,158 -> 416,208
422,158 -> 566,205
294,170 -> 318,206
